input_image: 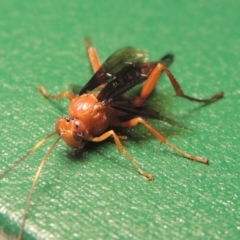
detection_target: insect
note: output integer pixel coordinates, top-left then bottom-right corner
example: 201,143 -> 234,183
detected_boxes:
0,38 -> 224,239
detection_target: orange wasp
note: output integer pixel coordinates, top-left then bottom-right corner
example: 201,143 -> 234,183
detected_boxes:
1,38 -> 223,239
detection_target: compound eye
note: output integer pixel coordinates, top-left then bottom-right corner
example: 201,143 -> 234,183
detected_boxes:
73,120 -> 86,141
74,120 -> 81,134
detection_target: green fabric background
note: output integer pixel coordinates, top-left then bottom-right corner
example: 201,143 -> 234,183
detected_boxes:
0,1 -> 239,239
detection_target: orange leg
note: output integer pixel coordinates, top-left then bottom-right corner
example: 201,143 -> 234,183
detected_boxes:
85,37 -> 101,73
120,117 -> 209,165
38,85 -> 75,101
134,63 -> 224,107
91,130 -> 154,180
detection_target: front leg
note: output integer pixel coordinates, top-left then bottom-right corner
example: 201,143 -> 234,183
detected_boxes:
91,130 -> 154,181
38,85 -> 75,101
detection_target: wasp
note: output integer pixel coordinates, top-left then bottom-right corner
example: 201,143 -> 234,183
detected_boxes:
0,38 -> 223,239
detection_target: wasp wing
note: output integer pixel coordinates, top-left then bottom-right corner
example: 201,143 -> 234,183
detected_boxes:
96,52 -> 179,127
97,53 -> 174,102
110,100 -> 186,128
79,47 -> 148,95
97,62 -> 152,102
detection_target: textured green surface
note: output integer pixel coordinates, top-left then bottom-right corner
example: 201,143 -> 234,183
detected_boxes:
0,1 -> 239,239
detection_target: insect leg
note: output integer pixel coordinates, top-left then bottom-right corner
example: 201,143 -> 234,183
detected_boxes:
134,63 -> 163,106
120,117 -> 209,164
85,37 -> 101,73
91,130 -> 154,180
38,85 -> 75,101
134,63 -> 224,106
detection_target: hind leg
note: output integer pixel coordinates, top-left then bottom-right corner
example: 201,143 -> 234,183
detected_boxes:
120,117 -> 209,164
134,63 -> 224,107
85,37 -> 101,73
